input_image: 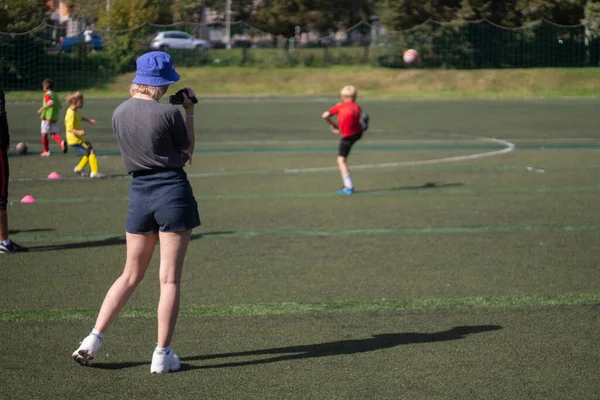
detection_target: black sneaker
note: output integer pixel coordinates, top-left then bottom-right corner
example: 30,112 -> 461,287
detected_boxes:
0,240 -> 28,254
61,140 -> 68,154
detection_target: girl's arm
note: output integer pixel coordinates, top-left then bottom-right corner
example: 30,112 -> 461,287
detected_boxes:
181,89 -> 196,164
182,89 -> 195,153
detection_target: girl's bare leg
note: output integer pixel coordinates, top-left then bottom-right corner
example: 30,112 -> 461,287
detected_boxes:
93,232 -> 158,333
156,230 -> 192,347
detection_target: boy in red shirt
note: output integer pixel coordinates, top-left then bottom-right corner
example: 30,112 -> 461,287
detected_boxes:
322,85 -> 368,195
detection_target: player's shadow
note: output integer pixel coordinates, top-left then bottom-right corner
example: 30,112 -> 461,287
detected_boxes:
8,228 -> 54,234
358,182 -> 465,194
92,325 -> 502,371
28,231 -> 235,252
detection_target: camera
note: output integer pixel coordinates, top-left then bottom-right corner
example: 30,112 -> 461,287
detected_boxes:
168,89 -> 198,105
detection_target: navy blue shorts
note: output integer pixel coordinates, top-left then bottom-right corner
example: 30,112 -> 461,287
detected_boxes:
71,140 -> 93,155
126,169 -> 201,234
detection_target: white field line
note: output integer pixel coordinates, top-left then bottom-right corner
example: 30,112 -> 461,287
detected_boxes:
284,134 -> 516,173
199,137 -> 597,146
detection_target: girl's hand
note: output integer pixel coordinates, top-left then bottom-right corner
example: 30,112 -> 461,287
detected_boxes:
330,126 -> 340,135
182,88 -> 196,114
89,119 -> 97,125
181,149 -> 193,166
37,108 -> 43,115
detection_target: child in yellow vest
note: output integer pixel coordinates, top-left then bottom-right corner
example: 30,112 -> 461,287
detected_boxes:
37,79 -> 67,156
65,92 -> 104,178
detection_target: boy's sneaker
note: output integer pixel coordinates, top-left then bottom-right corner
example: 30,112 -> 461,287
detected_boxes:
40,151 -> 51,157
61,140 -> 68,153
90,172 -> 105,179
150,348 -> 181,374
71,333 -> 103,367
0,240 -> 28,254
336,187 -> 355,195
360,112 -> 369,132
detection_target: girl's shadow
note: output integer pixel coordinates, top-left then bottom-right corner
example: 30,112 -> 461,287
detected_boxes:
93,325 -> 502,371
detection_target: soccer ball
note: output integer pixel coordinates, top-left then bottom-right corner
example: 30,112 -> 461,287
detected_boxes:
403,49 -> 419,65
16,142 -> 28,155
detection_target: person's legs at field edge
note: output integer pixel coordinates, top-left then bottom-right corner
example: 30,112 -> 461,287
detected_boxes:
0,210 -> 6,242
0,146 -> 27,253
0,146 -> 7,241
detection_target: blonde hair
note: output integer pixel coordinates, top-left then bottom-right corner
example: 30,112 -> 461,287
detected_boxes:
340,85 -> 357,100
66,91 -> 83,105
130,84 -> 168,101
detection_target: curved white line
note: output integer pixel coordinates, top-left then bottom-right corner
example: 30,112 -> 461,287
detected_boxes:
284,134 -> 516,173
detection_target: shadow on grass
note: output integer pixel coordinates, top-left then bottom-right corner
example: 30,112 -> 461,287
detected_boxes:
28,231 -> 235,252
92,325 -> 502,371
8,228 -> 54,234
358,182 -> 465,194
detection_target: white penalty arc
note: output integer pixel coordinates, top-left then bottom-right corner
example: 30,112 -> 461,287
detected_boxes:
284,134 -> 516,174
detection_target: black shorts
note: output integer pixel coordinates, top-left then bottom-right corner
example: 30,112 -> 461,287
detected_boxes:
0,145 -> 8,210
338,132 -> 363,158
126,169 -> 201,234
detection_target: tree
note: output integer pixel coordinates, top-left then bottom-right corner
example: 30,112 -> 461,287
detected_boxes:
62,0 -> 105,25
0,0 -> 47,33
170,0 -> 207,23
95,0 -> 172,30
378,0 -> 463,31
250,0 -> 376,37
380,0 -> 586,30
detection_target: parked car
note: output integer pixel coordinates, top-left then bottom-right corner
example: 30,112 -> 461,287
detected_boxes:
150,31 -> 211,51
60,32 -> 104,52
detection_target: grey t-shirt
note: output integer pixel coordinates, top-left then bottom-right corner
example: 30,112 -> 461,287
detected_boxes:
112,98 -> 190,174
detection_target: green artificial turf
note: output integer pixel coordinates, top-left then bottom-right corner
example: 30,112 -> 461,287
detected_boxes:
0,98 -> 598,398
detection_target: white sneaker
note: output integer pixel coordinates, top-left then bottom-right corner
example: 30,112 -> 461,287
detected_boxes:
150,348 -> 181,374
74,167 -> 89,177
71,333 -> 102,366
90,172 -> 105,179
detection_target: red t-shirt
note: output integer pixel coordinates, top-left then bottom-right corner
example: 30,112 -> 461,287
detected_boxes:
328,100 -> 363,138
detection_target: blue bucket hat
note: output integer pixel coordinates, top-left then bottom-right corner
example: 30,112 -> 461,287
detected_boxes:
132,51 -> 180,86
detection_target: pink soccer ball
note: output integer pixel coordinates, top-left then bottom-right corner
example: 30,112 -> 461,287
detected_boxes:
403,49 -> 419,65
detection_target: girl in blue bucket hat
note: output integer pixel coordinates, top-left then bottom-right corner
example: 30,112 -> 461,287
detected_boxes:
72,51 -> 200,374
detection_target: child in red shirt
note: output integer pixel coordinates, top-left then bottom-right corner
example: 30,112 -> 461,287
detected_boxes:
322,85 -> 368,195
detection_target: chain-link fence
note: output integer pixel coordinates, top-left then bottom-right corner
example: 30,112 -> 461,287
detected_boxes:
1,19 -> 596,91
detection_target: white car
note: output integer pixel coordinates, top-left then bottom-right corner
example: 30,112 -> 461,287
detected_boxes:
150,31 -> 211,51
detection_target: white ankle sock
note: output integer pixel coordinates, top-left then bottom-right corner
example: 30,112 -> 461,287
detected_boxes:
91,329 -> 103,339
156,346 -> 171,353
1,239 -> 11,246
342,174 -> 353,189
